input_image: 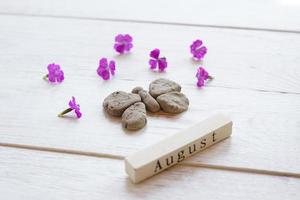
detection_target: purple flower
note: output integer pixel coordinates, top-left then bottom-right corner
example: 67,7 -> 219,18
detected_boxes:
97,58 -> 116,80
196,66 -> 212,88
68,96 -> 82,118
190,39 -> 207,61
196,66 -> 209,80
114,34 -> 133,54
58,96 -> 82,118
45,63 -> 64,83
149,49 -> 167,72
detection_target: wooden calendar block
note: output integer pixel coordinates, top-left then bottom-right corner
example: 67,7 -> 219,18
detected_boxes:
125,114 -> 233,183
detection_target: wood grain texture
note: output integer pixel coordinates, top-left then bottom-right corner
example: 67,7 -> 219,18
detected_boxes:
1,15 -> 300,93
0,15 -> 300,175
1,147 -> 300,200
0,0 -> 300,32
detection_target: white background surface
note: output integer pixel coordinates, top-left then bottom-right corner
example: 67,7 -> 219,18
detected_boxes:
0,0 -> 300,199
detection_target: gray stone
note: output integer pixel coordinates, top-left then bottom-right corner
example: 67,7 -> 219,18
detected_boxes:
122,102 -> 147,130
156,92 -> 189,114
103,91 -> 141,117
149,78 -> 181,98
138,90 -> 160,113
131,86 -> 144,94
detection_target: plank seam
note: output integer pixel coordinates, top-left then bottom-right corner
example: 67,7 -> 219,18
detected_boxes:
0,12 -> 300,34
1,142 -> 299,179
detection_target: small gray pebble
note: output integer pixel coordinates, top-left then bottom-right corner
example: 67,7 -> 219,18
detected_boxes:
149,78 -> 181,98
103,91 -> 141,117
131,86 -> 143,94
156,92 -> 189,114
138,90 -> 160,113
122,102 -> 147,130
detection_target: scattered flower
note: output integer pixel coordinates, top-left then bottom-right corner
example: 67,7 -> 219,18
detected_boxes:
149,48 -> 167,72
114,34 -> 133,54
97,58 -> 116,80
190,39 -> 207,61
58,96 -> 82,118
196,66 -> 213,88
43,63 -> 64,83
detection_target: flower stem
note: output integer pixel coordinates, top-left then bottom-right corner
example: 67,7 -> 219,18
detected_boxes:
58,108 -> 73,117
43,74 -> 48,81
208,75 -> 214,80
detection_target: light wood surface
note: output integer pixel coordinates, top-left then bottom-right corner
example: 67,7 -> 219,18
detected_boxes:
1,147 -> 300,200
0,0 -> 300,32
0,14 -> 299,174
0,0 -> 300,199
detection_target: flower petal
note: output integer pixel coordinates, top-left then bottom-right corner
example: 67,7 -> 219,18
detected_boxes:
193,40 -> 203,48
114,43 -> 125,53
195,46 -> 207,58
56,70 -> 64,82
124,43 -> 133,52
69,101 -> 74,109
75,109 -> 82,118
99,58 -> 108,68
123,34 -> 133,42
149,59 -> 157,69
115,34 -> 124,42
100,69 -> 110,80
158,58 -> 167,71
109,60 -> 116,75
68,96 -> 76,109
150,49 -> 160,59
48,73 -> 56,82
197,78 -> 205,88
47,63 -> 60,73
72,96 -> 76,104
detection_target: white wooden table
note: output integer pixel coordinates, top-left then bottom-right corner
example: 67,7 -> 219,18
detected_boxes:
0,0 -> 300,199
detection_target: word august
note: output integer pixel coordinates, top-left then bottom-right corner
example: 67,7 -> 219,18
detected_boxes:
125,114 -> 232,183
154,132 -> 217,173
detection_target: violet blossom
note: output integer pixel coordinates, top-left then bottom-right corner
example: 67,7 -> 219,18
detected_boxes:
58,96 -> 82,118
190,39 -> 207,61
114,34 -> 133,54
44,63 -> 64,83
97,58 -> 116,80
149,48 -> 167,72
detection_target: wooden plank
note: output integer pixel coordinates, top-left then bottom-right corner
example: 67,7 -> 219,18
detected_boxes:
2,77 -> 299,174
0,0 -> 300,32
0,147 -> 300,200
0,15 -> 299,93
0,15 -> 300,175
